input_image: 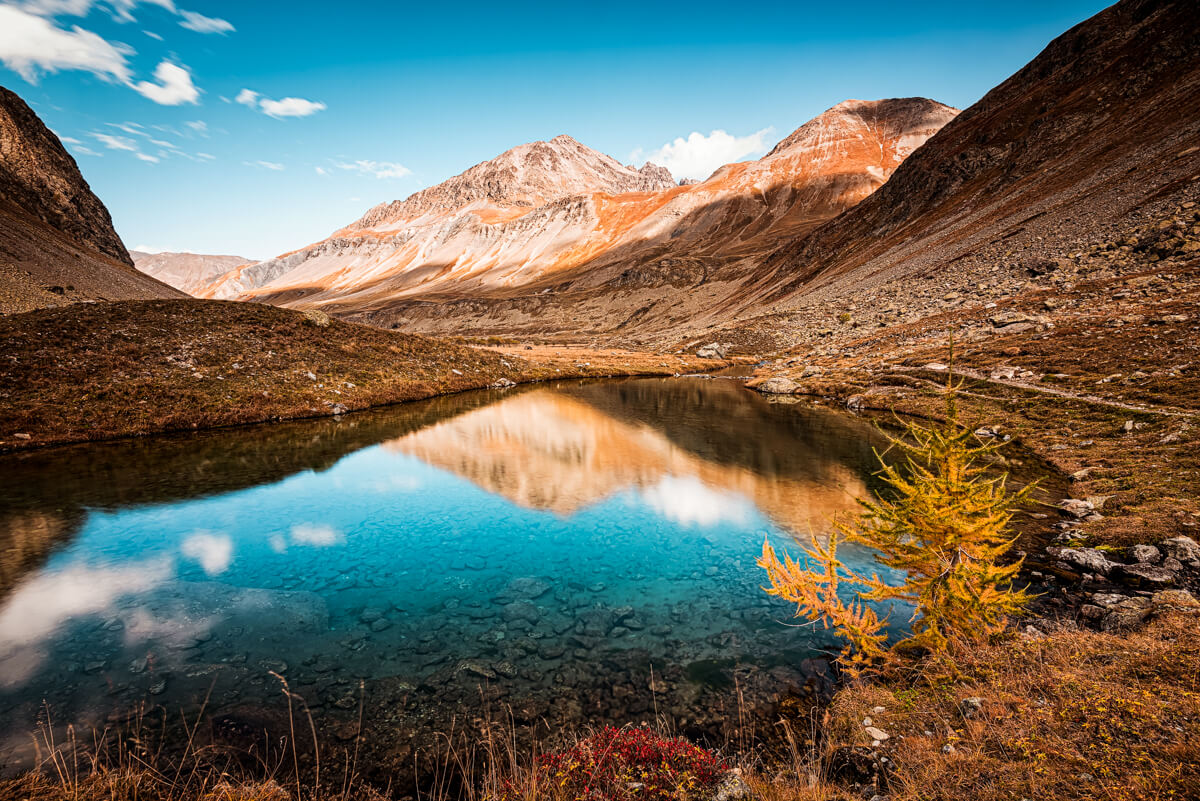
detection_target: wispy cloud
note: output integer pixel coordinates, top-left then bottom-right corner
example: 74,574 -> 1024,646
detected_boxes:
184,119 -> 207,134
91,131 -> 138,151
332,159 -> 411,180
178,9 -> 232,33
244,159 -> 284,171
237,88 -> 326,119
631,127 -> 775,181
134,152 -> 160,163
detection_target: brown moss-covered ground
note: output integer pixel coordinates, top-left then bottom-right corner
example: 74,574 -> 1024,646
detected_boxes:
0,298 -> 724,452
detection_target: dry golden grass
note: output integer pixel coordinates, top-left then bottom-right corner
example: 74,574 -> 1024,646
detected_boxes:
812,612 -> 1200,801
0,299 -> 704,452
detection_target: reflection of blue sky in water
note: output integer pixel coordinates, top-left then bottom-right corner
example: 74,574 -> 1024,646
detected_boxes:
0,380 -> 904,756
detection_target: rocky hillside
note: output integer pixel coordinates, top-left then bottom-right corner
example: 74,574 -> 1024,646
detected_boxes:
0,86 -> 181,313
720,0 -> 1200,347
199,99 -> 954,336
131,250 -> 254,295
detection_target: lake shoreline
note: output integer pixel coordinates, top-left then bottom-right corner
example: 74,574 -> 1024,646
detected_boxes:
1,298 -> 737,455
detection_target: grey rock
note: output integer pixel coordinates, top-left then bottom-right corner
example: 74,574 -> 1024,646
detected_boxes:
1161,536 -> 1200,567
696,343 -> 729,359
712,770 -> 756,801
1059,499 -> 1095,519
1057,547 -> 1114,575
1100,597 -> 1152,631
1114,563 -> 1175,589
1129,544 -> 1161,564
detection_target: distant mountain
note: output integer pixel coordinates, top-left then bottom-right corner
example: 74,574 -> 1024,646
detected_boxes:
198,99 -> 955,335
0,86 -> 181,314
358,134 -> 677,228
131,250 -> 254,296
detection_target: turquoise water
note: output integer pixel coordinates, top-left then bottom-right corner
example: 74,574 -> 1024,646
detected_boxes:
0,376 -> 901,775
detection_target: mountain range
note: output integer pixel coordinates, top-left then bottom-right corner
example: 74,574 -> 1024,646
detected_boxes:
193,98 -> 958,338
0,0 -> 1196,355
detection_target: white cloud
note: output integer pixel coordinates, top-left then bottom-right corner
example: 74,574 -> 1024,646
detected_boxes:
333,159 -> 411,180
289,523 -> 343,547
130,60 -> 199,105
19,0 -> 180,23
634,127 -> 774,181
258,96 -> 326,119
639,475 -> 754,528
134,151 -> 159,162
91,131 -> 137,151
178,9 -> 232,33
0,5 -> 132,83
143,28 -> 162,39
243,160 -> 284,171
194,151 -> 214,160
184,119 -> 207,134
181,531 -> 232,575
236,88 -> 324,119
314,166 -> 329,176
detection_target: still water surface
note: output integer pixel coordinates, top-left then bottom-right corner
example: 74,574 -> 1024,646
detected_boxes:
0,376 -> 900,773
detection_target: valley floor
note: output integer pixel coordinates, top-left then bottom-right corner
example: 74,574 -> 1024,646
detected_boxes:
0,298 -> 725,452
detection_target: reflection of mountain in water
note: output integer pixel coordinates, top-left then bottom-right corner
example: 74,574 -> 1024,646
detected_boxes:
387,378 -> 886,535
0,377 -> 887,599
0,388 -> 516,597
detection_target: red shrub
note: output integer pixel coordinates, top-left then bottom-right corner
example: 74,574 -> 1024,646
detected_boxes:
524,726 -> 728,800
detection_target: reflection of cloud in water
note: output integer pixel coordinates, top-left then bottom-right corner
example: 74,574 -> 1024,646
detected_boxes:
181,531 -> 232,576
640,475 -> 753,528
289,523 -> 343,547
0,559 -> 171,686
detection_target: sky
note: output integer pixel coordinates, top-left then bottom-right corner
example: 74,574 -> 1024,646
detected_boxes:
0,0 -> 1112,261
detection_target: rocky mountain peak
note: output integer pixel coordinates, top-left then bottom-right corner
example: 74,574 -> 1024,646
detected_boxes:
0,85 -> 131,265
766,97 -> 959,160
353,135 -> 675,229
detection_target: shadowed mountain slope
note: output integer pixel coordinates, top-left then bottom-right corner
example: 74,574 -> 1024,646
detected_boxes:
0,86 -> 181,313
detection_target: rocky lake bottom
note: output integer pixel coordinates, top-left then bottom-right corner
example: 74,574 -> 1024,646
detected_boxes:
0,376 -> 904,783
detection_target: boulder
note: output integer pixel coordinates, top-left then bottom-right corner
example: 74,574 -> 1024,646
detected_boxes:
1100,597 -> 1152,631
756,377 -> 799,395
1057,547 -> 1114,575
1059,499 -> 1095,519
696,343 -> 729,359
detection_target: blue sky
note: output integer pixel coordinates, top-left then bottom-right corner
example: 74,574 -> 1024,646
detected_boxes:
0,0 -> 1111,260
